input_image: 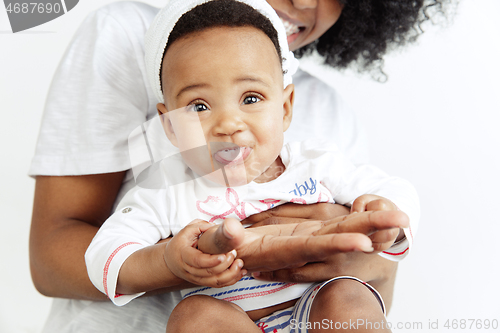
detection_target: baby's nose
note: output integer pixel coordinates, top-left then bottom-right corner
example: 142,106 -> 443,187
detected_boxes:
212,110 -> 247,137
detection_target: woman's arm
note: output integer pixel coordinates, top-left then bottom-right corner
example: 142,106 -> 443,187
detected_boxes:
29,173 -> 126,300
244,203 -> 402,312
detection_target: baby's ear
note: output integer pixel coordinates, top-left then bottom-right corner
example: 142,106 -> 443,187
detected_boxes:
282,84 -> 294,132
157,103 -> 178,147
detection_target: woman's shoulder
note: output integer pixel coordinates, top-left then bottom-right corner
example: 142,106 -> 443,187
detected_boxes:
293,68 -> 340,101
96,1 -> 159,18
90,1 -> 159,33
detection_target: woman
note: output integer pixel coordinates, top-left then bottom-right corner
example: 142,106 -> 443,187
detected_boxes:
29,1 -> 447,332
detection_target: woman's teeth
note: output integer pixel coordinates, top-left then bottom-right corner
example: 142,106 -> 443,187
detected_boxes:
216,148 -> 241,162
280,18 -> 300,36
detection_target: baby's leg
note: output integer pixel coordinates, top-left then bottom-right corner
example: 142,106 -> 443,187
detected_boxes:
289,278 -> 389,332
308,278 -> 389,333
197,218 -> 245,254
167,295 -> 261,333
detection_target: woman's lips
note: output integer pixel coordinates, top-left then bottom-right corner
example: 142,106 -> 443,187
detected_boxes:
279,17 -> 304,45
214,146 -> 251,166
287,31 -> 300,45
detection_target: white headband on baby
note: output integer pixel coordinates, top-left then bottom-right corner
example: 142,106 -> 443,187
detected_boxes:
145,0 -> 299,103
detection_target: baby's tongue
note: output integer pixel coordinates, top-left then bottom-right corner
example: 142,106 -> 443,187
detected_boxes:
215,147 -> 241,163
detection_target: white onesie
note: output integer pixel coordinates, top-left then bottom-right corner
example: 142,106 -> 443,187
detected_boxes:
85,139 -> 419,310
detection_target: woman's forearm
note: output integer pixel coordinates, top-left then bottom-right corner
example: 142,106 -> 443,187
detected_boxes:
30,173 -> 126,300
29,219 -> 109,300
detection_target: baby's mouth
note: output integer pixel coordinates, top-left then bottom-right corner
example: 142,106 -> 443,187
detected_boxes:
213,146 -> 251,166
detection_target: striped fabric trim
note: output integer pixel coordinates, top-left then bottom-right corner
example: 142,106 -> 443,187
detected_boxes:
102,242 -> 140,298
223,283 -> 297,302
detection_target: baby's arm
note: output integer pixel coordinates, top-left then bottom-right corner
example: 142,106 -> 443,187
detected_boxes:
116,220 -> 245,295
84,188 -> 245,306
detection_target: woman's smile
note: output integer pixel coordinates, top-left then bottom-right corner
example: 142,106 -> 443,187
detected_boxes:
279,16 -> 304,44
266,0 -> 343,51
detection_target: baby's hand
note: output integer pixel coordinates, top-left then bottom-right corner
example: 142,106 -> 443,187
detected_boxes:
350,194 -> 398,213
164,219 -> 247,288
351,195 -> 404,252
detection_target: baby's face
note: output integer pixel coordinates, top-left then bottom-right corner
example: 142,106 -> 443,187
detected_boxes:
159,26 -> 294,187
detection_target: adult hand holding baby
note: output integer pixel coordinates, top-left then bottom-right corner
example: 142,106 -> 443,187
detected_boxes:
240,200 -> 408,311
197,201 -> 408,273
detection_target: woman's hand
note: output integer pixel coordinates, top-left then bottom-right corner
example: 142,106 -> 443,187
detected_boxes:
244,202 -> 408,312
234,222 -> 374,272
239,208 -> 407,271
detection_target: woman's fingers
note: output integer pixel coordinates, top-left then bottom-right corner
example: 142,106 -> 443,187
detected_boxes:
370,228 -> 400,252
241,232 -> 373,271
314,210 -> 409,237
252,261 -> 329,283
244,202 -> 349,226
253,251 -> 397,284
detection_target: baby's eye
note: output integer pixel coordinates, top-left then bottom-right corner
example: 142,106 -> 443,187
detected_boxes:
188,103 -> 208,112
243,95 -> 261,105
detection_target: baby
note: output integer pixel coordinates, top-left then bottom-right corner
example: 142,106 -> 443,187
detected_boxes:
85,0 -> 418,332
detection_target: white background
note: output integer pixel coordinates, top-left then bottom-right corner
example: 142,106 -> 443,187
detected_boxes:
1,0 -> 499,332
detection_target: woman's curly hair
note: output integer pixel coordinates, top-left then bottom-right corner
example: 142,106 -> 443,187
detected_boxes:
295,0 -> 453,75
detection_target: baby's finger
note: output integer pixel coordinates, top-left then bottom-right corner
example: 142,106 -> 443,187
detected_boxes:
197,250 -> 239,276
185,219 -> 217,233
173,220 -> 217,248
350,196 -> 369,213
350,194 -> 384,213
197,259 -> 247,288
366,199 -> 395,212
181,246 -> 226,269
183,250 -> 237,277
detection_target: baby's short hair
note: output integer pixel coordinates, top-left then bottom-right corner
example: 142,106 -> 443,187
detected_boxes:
166,0 -> 282,65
